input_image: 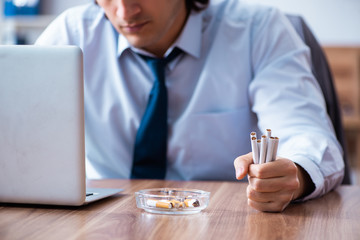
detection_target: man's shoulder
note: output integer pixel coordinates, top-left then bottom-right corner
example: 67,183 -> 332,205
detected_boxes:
58,3 -> 104,23
36,3 -> 106,45
207,0 -> 277,24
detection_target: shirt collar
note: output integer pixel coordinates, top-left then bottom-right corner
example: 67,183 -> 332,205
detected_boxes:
116,10 -> 203,59
117,32 -> 131,57
173,10 -> 203,59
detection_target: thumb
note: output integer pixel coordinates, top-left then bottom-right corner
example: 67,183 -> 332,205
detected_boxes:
234,152 -> 253,180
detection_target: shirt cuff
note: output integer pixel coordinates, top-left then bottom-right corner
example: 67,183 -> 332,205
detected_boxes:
290,154 -> 324,202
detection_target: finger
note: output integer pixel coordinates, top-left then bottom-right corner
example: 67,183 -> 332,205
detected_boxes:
248,173 -> 300,193
246,185 -> 271,203
248,177 -> 283,193
248,158 -> 297,179
234,152 -> 253,180
248,198 -> 289,213
247,185 -> 294,204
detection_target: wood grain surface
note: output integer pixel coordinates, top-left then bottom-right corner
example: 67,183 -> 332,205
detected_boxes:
0,180 -> 359,240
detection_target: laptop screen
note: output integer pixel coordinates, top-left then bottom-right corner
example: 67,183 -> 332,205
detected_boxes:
0,45 -> 87,205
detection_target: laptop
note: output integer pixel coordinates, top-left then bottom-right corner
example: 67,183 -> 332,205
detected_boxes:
0,45 -> 122,206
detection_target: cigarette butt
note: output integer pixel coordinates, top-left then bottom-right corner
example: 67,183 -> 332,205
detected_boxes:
251,136 -> 259,164
259,135 -> 267,164
147,199 -> 172,209
265,137 -> 275,163
184,199 -> 200,208
170,199 -> 184,208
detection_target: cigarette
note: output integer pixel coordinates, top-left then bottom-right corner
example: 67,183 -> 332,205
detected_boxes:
257,139 -> 261,162
250,132 -> 257,139
184,198 -> 200,208
259,135 -> 267,164
248,130 -> 279,164
271,137 -> 279,161
251,136 -> 259,164
266,129 -> 271,138
265,137 -> 275,163
147,199 -> 172,209
170,199 -> 185,208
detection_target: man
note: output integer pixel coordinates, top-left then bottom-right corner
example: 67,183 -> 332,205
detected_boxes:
36,0 -> 344,212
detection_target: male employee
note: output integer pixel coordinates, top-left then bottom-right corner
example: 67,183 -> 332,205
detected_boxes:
36,0 -> 344,212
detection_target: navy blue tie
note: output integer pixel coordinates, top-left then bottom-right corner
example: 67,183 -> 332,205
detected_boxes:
131,48 -> 182,179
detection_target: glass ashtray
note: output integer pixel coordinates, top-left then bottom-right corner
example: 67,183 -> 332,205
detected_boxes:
135,188 -> 210,215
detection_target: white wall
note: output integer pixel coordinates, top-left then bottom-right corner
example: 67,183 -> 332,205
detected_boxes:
247,0 -> 360,46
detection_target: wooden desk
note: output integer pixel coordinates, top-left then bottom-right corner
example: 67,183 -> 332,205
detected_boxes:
1,180 -> 359,240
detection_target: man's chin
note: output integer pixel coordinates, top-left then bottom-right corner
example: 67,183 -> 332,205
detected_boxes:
123,36 -> 148,49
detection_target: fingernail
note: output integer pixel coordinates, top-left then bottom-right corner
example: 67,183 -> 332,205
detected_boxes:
236,167 -> 244,179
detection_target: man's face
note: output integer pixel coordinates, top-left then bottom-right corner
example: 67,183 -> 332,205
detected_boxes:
96,0 -> 187,57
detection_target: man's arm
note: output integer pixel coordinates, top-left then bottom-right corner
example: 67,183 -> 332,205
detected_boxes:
243,8 -> 344,208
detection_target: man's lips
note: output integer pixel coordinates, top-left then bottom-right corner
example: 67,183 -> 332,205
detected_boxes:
120,21 -> 149,33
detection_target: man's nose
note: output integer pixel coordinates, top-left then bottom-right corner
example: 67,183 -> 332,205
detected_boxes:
116,0 -> 141,20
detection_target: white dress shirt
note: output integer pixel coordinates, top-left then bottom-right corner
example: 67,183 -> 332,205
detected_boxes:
36,0 -> 344,201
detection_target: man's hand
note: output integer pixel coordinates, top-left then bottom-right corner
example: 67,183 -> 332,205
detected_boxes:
234,152 -> 313,212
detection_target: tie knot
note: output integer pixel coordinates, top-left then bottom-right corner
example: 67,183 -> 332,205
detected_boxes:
163,47 -> 183,64
139,47 -> 183,66
138,47 -> 183,82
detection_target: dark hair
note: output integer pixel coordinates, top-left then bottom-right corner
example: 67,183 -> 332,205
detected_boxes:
186,0 -> 209,12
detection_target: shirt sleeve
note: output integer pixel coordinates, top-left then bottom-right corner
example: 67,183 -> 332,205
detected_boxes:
35,15 -> 69,45
248,8 -> 344,201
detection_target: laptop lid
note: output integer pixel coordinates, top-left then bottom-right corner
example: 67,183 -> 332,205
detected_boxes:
0,45 -> 121,206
